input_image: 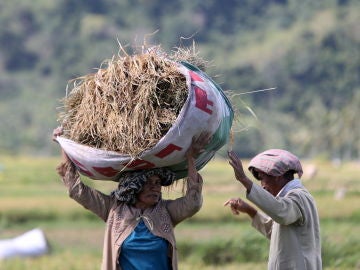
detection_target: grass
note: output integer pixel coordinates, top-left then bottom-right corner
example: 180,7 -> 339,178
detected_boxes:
0,155 -> 359,269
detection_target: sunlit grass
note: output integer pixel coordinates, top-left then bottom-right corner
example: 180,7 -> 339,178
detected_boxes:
179,262 -> 267,270
0,155 -> 359,269
0,250 -> 102,270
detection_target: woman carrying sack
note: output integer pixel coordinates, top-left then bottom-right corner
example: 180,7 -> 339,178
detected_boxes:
54,127 -> 211,270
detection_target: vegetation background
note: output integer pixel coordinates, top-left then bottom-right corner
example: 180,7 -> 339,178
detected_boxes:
0,0 -> 359,159
0,0 -> 359,269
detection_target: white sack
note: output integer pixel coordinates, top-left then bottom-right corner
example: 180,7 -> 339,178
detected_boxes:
56,62 -> 234,181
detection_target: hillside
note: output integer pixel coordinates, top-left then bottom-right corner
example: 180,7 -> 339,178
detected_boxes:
0,0 -> 359,159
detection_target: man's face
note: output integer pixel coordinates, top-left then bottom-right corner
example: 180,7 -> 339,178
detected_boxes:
253,169 -> 285,196
136,175 -> 162,208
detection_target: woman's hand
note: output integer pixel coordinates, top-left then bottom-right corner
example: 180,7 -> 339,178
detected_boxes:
186,132 -> 212,183
186,132 -> 212,159
53,126 -> 73,165
52,126 -> 79,186
52,126 -> 63,142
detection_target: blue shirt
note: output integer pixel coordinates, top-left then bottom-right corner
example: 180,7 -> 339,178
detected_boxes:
119,220 -> 171,270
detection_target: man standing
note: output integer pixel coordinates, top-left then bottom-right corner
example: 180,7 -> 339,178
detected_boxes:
224,149 -> 322,270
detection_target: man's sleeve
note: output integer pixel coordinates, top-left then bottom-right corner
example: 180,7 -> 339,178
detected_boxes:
247,183 -> 304,226
251,211 -> 273,239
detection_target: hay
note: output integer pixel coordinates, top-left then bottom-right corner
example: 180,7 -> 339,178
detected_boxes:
58,45 -> 207,157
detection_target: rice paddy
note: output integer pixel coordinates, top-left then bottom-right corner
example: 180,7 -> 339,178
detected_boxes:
0,155 -> 359,269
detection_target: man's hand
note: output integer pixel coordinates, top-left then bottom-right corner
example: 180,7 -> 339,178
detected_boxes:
228,151 -> 253,191
224,197 -> 257,218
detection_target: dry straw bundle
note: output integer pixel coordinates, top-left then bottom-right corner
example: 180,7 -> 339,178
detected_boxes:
58,45 -> 207,157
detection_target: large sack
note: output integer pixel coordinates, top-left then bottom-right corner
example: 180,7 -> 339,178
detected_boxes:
56,62 -> 233,180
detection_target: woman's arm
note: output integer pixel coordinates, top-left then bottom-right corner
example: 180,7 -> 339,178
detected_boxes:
53,127 -> 113,222
167,132 -> 211,225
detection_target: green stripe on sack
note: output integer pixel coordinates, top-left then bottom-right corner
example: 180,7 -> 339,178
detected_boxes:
180,61 -> 234,122
180,61 -> 234,152
170,62 -> 234,179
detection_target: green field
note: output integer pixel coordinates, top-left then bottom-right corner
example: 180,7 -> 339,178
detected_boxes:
0,155 -> 359,269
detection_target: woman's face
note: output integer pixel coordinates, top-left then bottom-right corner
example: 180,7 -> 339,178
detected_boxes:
136,175 -> 162,209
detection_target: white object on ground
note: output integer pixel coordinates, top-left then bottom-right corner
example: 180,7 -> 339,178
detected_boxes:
0,228 -> 50,259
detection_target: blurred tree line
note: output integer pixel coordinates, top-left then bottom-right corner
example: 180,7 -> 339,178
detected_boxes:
0,0 -> 359,159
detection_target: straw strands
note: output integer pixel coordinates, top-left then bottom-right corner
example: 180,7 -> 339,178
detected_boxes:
58,46 -> 206,157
